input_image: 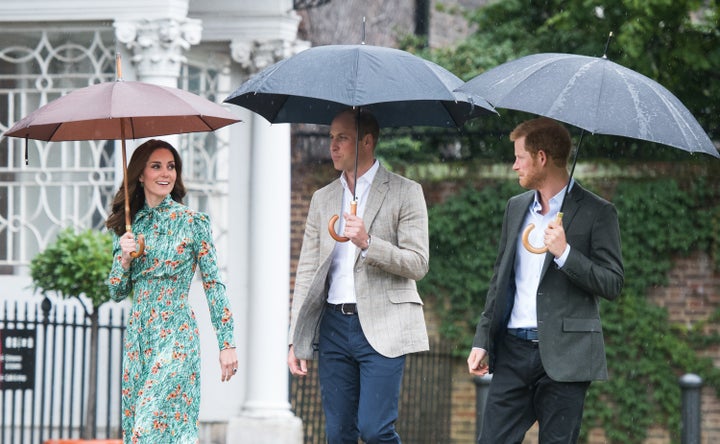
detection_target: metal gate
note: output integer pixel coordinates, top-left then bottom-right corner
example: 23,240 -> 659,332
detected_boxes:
0,297 -> 126,444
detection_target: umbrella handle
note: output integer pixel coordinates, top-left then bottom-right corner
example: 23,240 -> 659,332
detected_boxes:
125,225 -> 145,258
521,212 -> 563,254
130,233 -> 145,258
328,201 -> 357,243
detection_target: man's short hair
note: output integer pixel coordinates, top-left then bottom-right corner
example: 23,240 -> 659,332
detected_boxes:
510,117 -> 572,166
355,108 -> 380,145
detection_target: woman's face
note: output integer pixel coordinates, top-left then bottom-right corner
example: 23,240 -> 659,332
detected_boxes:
139,148 -> 177,207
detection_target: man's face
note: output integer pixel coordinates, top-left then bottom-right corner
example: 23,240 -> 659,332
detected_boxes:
329,112 -> 358,173
512,136 -> 542,190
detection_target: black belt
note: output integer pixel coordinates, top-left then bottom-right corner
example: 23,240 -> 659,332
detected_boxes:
326,302 -> 357,315
507,328 -> 539,342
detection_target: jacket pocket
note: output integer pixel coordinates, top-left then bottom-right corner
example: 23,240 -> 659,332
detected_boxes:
388,290 -> 424,305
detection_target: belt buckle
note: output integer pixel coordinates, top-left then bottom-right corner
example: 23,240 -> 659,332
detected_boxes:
340,303 -> 353,315
528,328 -> 539,343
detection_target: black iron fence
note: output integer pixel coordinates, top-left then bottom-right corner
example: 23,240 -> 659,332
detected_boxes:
0,297 -> 126,444
3,297 -> 454,444
289,340 -> 454,444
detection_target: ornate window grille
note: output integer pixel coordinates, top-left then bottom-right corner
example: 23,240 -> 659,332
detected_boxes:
0,25 -> 232,274
0,25 -> 116,273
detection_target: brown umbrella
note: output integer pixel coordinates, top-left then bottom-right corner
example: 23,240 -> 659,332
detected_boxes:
3,54 -> 241,258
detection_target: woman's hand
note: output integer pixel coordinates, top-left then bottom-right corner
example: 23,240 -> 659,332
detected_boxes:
118,232 -> 137,269
219,347 -> 239,382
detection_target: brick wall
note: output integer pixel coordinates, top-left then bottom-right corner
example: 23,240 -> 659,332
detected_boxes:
645,252 -> 720,444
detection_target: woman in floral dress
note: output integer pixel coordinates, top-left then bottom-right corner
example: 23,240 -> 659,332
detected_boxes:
106,139 -> 238,444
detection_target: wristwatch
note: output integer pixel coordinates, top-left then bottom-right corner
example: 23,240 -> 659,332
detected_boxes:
363,235 -> 372,251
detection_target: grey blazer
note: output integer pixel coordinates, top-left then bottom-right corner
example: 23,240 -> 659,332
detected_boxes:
290,165 -> 430,360
473,183 -> 624,382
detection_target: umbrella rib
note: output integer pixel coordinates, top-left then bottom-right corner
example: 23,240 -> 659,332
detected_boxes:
197,115 -> 214,132
46,125 -> 62,142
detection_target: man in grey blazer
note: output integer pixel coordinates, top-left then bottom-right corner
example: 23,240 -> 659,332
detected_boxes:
467,117 -> 624,443
288,108 -> 429,444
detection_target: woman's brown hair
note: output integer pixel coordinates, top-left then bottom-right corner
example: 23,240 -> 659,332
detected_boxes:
105,139 -> 187,236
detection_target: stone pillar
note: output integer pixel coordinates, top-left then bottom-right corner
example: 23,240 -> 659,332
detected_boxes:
114,18 -> 202,87
225,39 -> 304,444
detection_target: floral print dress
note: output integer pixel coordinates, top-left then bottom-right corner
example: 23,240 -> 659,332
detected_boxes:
107,195 -> 235,444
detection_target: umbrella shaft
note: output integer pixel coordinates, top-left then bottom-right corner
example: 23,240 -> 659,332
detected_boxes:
120,123 -> 131,232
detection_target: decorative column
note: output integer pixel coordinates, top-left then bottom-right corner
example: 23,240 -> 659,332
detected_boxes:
225,39 -> 306,444
114,18 -> 202,87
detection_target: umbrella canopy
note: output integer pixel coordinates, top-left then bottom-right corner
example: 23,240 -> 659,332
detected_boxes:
224,43 -> 496,128
4,71 -> 241,258
456,52 -> 718,158
5,81 -> 240,141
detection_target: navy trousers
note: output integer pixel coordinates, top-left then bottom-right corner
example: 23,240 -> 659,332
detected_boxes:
318,308 -> 406,444
478,334 -> 591,444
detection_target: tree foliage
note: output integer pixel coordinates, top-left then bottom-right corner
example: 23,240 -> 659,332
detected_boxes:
395,0 -> 720,162
30,228 -> 113,309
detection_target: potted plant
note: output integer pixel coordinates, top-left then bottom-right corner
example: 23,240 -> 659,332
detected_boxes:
30,228 -> 120,442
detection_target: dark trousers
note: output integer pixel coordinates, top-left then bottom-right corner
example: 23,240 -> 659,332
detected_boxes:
478,334 -> 591,444
318,308 -> 406,444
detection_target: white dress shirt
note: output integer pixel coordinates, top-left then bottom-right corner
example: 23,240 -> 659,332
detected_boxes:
507,181 -> 573,329
327,160 -> 379,304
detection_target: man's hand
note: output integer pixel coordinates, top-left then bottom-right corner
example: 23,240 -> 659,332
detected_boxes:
343,212 -> 370,250
467,348 -> 489,376
288,345 -> 308,377
544,216 -> 567,258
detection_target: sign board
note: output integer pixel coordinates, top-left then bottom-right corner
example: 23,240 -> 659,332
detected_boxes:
0,328 -> 36,390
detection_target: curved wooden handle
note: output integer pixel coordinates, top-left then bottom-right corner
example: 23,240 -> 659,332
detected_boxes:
521,212 -> 563,254
129,233 -> 145,259
328,201 -> 357,242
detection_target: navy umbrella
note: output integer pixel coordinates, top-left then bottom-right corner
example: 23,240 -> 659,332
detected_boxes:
225,44 -> 495,128
225,43 -> 496,241
456,49 -> 718,253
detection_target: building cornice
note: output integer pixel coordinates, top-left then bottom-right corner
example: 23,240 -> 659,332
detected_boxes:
0,0 -> 189,22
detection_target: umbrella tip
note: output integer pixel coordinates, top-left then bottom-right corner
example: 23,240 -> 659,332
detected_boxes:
361,17 -> 366,45
116,52 -> 123,81
602,31 -> 614,59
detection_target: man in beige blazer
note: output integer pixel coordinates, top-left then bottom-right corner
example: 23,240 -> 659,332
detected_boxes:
288,108 -> 429,444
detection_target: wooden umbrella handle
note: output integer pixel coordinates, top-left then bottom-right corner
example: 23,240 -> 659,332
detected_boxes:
328,201 -> 357,242
125,227 -> 145,259
120,125 -> 144,259
521,212 -> 563,254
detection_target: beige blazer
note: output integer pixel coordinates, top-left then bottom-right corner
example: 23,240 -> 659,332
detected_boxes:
289,165 -> 430,360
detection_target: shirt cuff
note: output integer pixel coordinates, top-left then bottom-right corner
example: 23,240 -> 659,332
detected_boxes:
554,244 -> 571,267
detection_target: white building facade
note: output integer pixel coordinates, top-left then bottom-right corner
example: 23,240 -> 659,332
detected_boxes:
0,0 -> 309,442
